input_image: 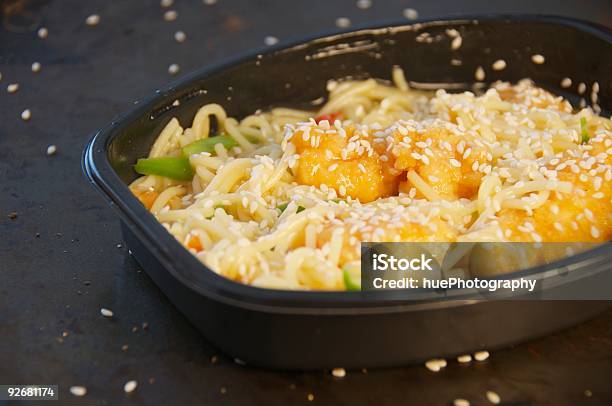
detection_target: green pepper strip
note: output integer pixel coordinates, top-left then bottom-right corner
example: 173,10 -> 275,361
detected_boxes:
182,134 -> 260,157
343,268 -> 361,291
277,203 -> 305,213
580,117 -> 590,144
134,157 -> 194,181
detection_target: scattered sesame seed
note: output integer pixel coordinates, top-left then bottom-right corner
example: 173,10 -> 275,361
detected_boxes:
446,28 -> 460,38
123,380 -> 138,393
451,36 -> 462,50
31,62 -> 42,73
425,358 -> 447,372
454,399 -> 470,406
37,27 -> 48,38
531,54 -> 545,64
403,8 -> 418,20
457,354 -> 472,363
168,63 -> 180,75
335,17 -> 351,28
203,0 -> 218,4
590,225 -> 600,238
492,59 -> 506,71
85,14 -> 100,26
46,145 -> 57,156
7,83 -> 19,93
164,10 -> 178,21
486,390 -> 501,404
331,367 -> 346,378
121,344 -> 129,351
560,77 -> 572,88
220,387 -> 227,394
70,386 -> 87,397
264,36 -> 279,46
475,66 -> 485,81
577,82 -> 586,94
307,394 -> 315,401
21,109 -> 32,121
160,0 -> 174,7
474,350 -> 489,361
174,30 -> 186,42
584,389 -> 593,397
100,308 -> 114,318
356,0 -> 372,9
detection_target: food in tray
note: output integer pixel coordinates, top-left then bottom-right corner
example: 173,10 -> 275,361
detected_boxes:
129,67 -> 611,290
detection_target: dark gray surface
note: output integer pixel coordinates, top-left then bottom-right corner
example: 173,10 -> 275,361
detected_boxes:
1,0 -> 611,405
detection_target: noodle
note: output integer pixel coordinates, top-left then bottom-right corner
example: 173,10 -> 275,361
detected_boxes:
130,69 -> 612,290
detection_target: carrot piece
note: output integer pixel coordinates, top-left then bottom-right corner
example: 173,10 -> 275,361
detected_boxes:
186,235 -> 203,252
314,112 -> 342,124
135,189 -> 159,210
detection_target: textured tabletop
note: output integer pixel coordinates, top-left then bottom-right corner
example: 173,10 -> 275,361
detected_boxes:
1,0 -> 611,405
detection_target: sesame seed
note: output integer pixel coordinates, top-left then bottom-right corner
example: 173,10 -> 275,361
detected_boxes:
220,387 -> 227,394
264,36 -> 279,46
425,358 -> 447,372
335,17 -> 351,28
356,0 -> 372,9
560,77 -> 572,88
164,10 -> 178,21
331,367 -> 346,378
160,0 -> 173,7
403,8 -> 418,20
70,386 -> 87,397
486,391 -> 501,404
451,36 -> 462,50
7,83 -> 19,93
100,308 -> 114,318
474,350 -> 489,361
457,354 -> 472,363
85,14 -> 100,26
21,109 -> 32,121
203,0 -> 218,4
37,27 -> 48,38
174,30 -> 186,42
450,158 -> 461,168
123,380 -> 138,393
475,66 -> 485,81
591,225 -> 600,238
446,28 -> 460,38
531,54 -> 545,64
31,62 -> 42,72
492,59 -> 506,71
46,145 -> 57,156
454,399 -> 470,406
168,63 -> 180,75
577,82 -> 586,94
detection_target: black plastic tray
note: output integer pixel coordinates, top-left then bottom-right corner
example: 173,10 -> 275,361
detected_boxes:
83,15 -> 612,369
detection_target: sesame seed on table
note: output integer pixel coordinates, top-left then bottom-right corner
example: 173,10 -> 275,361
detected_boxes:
1,1 -> 611,405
